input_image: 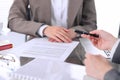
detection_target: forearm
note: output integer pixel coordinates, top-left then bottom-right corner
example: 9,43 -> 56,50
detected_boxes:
8,19 -> 42,37
8,0 -> 42,36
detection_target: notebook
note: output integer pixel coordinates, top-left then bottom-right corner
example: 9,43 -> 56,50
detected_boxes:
9,58 -> 86,80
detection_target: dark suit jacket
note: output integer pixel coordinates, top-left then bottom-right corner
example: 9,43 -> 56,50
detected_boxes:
112,42 -> 120,64
8,0 -> 97,37
104,42 -> 120,80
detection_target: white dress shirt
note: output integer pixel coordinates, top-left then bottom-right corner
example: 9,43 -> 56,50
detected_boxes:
38,0 -> 68,37
110,39 -> 120,60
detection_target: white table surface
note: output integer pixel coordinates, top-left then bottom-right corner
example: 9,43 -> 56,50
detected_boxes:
0,34 -> 98,80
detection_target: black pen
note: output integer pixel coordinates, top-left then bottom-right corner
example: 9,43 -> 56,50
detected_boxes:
75,30 -> 99,38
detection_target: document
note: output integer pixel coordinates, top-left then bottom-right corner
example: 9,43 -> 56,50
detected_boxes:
10,38 -> 79,61
9,58 -> 86,80
80,38 -> 108,58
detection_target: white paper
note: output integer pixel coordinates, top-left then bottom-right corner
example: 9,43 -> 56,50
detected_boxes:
80,38 -> 108,58
9,58 -> 86,80
10,38 -> 79,61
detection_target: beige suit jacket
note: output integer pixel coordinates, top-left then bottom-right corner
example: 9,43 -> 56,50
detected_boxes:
8,0 -> 97,37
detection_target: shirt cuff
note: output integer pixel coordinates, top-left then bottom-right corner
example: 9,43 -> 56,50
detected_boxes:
38,25 -> 48,37
110,39 -> 120,60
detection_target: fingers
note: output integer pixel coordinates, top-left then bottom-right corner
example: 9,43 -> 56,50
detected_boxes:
81,34 -> 98,44
48,38 -> 62,42
50,31 -> 72,43
84,53 -> 92,65
81,34 -> 89,38
90,30 -> 106,38
84,53 -> 104,62
85,53 -> 92,58
55,30 -> 72,43
89,30 -> 101,34
46,27 -> 72,43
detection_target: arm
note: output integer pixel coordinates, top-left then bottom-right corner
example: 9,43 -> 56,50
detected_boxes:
84,53 -> 120,80
8,0 -> 42,37
84,53 -> 113,80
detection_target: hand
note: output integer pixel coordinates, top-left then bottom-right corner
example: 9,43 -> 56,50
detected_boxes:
48,29 -> 78,42
84,53 -> 113,80
67,29 -> 77,39
43,26 -> 72,43
81,30 -> 117,50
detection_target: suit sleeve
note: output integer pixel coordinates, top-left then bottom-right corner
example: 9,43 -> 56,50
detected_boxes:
104,69 -> 120,80
8,0 -> 42,37
112,42 -> 120,64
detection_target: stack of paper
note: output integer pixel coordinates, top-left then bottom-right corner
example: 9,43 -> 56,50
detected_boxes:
10,38 -> 79,61
9,58 -> 86,80
80,38 -> 108,58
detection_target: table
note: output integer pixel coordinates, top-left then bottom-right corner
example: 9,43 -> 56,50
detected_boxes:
0,34 -> 98,80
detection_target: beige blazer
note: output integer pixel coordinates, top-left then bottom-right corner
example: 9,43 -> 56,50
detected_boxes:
8,0 -> 97,37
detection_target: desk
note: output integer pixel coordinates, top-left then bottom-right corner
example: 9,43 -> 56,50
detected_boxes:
0,35 -> 98,80
9,57 -> 98,80
0,31 -> 25,47
0,32 -> 25,80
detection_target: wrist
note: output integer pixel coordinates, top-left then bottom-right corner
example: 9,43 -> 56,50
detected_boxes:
37,24 -> 48,37
43,26 -> 51,36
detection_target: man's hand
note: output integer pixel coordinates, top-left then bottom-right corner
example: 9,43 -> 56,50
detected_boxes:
44,26 -> 77,43
84,53 -> 113,80
81,30 -> 117,50
67,29 -> 77,39
47,28 -> 77,43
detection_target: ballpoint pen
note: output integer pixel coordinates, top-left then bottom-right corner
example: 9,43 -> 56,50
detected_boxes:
75,30 -> 99,38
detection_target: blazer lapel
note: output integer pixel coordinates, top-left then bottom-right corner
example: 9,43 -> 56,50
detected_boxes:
68,0 -> 83,27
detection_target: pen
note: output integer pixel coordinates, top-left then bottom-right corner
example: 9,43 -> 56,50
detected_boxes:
75,30 -> 99,38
